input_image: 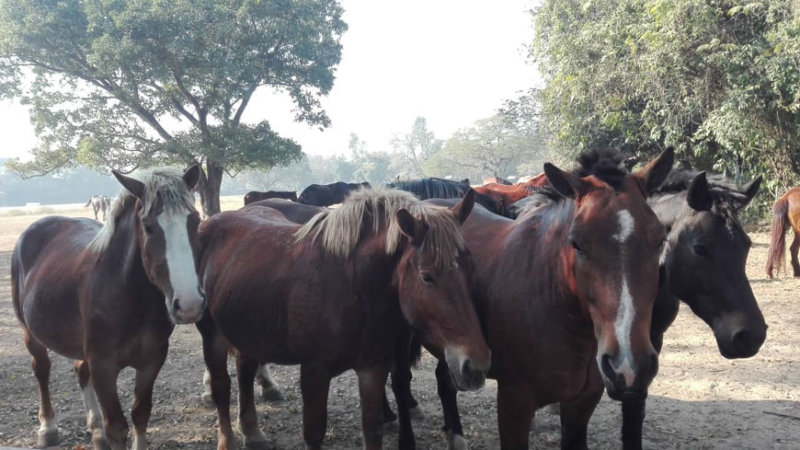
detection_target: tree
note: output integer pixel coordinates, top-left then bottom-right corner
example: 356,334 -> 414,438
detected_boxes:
0,0 -> 347,215
390,117 -> 443,178
533,0 -> 800,196
349,133 -> 392,185
425,101 -> 546,181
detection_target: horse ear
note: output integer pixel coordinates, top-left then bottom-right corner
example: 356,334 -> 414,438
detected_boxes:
634,147 -> 674,194
183,164 -> 201,190
112,170 -> 145,199
544,163 -> 585,199
687,172 -> 712,211
741,176 -> 762,203
451,189 -> 475,225
396,209 -> 428,246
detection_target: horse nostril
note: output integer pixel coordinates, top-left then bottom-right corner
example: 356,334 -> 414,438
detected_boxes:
732,329 -> 750,347
174,298 -> 182,312
600,353 -> 615,379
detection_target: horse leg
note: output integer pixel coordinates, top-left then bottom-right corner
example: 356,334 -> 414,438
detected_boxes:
24,332 -> 58,447
436,359 -> 468,450
197,317 -> 237,450
559,389 -> 603,450
202,368 -> 215,408
621,397 -> 646,450
89,359 -> 127,450
75,360 -> 107,446
357,364 -> 391,450
790,232 -> 800,277
497,383 -> 536,450
391,337 -> 415,450
236,354 -> 268,447
300,363 -> 332,450
382,391 -> 397,423
256,363 -> 285,402
130,345 -> 168,450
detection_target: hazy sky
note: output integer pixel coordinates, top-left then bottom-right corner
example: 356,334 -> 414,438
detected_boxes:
0,0 -> 540,161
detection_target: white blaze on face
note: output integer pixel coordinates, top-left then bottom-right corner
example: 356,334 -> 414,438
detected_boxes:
612,209 -> 636,387
158,210 -> 203,323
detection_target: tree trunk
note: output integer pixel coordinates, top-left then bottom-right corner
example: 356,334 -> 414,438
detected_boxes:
198,160 -> 223,217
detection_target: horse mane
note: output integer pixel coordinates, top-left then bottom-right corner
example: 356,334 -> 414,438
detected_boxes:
654,169 -> 751,209
294,186 -> 465,268
575,147 -> 628,190
88,168 -> 196,253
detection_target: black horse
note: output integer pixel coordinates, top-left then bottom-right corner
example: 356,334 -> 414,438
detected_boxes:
297,181 -> 370,206
387,177 -> 503,215
243,190 -> 297,205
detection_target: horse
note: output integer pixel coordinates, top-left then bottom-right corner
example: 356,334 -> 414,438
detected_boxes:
387,177 -> 504,215
766,186 -> 800,277
472,173 -> 547,215
11,166 -> 205,450
481,176 -> 512,185
243,190 -> 298,205
197,187 -> 491,450
391,148 -> 674,449
297,181 -> 370,206
84,195 -> 112,221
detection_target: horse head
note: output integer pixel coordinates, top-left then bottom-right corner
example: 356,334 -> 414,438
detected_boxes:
112,165 -> 205,324
544,148 -> 673,400
391,189 -> 491,391
663,172 -> 766,358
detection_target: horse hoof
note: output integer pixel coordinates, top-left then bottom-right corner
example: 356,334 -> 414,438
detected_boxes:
260,386 -> 285,402
383,419 -> 399,432
37,427 -> 59,447
409,405 -> 425,421
202,393 -> 216,409
447,432 -> 468,450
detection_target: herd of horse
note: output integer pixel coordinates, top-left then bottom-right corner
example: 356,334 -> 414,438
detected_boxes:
10,147 -> 780,450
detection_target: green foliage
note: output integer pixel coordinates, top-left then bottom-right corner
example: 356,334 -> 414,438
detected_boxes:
0,0 -> 346,213
534,0 -> 800,203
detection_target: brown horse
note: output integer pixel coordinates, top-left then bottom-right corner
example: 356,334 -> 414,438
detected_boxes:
422,148 -> 673,449
11,166 -> 204,450
766,186 -> 800,277
473,173 -> 547,213
197,187 -> 491,450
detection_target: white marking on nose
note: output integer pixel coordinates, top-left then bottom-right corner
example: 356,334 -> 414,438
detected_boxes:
159,211 -> 203,322
613,209 -> 636,386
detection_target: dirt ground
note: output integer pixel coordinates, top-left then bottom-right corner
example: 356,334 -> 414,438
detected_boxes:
0,203 -> 798,449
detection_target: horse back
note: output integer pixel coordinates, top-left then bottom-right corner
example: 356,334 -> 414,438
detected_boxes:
12,216 -> 100,358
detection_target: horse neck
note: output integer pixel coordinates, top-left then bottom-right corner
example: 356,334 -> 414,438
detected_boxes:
96,204 -> 150,286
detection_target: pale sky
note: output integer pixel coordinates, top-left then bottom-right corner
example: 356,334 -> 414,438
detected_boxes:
0,0 -> 541,160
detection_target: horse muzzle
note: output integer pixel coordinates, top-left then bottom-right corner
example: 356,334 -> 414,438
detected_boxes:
168,290 -> 206,324
598,350 -> 658,401
444,347 -> 490,391
715,322 -> 767,359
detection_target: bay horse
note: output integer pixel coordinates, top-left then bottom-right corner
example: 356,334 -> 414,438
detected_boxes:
243,190 -> 298,205
297,181 -> 370,206
12,166 -> 205,450
197,187 -> 491,449
473,173 -> 547,216
396,148 -> 674,449
85,195 -> 111,221
766,186 -> 800,277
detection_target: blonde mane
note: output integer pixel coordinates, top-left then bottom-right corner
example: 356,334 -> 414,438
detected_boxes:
294,186 -> 465,267
88,168 -> 196,253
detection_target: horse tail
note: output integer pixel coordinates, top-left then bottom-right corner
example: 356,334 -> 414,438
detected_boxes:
766,195 -> 790,278
10,241 -> 26,326
84,198 -> 92,207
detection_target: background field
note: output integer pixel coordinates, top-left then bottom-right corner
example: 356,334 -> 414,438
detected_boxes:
0,199 -> 797,449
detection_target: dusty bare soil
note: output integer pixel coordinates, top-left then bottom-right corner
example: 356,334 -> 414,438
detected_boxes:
0,206 -> 798,449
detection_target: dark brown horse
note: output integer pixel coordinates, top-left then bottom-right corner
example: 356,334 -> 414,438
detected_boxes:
766,186 -> 800,277
12,166 -> 204,450
416,148 -> 673,449
197,188 -> 491,449
243,190 -> 298,205
298,181 -> 370,206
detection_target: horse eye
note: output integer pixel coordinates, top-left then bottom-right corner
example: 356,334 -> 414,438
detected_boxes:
570,239 -> 585,255
692,244 -> 709,258
421,273 -> 435,286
